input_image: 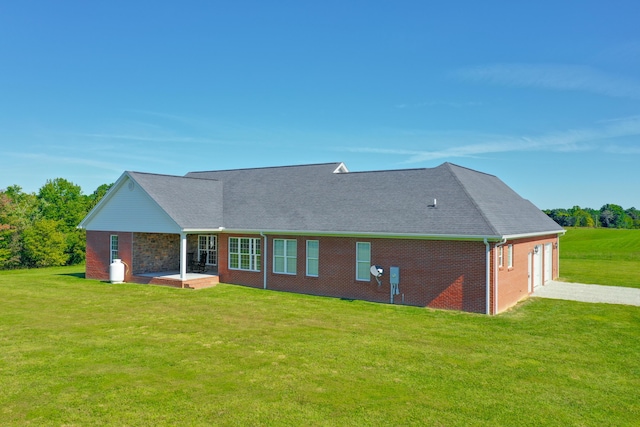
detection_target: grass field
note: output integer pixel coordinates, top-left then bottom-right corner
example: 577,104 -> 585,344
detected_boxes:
1,266 -> 639,426
560,228 -> 640,288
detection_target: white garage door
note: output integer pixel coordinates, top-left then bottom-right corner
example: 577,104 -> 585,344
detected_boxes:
544,243 -> 553,283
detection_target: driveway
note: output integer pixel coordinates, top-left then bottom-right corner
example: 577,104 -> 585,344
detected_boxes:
532,280 -> 640,306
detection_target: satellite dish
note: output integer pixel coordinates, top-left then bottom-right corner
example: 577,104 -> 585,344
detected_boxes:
370,265 -> 383,277
370,265 -> 383,286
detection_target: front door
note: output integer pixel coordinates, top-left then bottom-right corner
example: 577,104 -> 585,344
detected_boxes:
198,235 -> 218,267
533,245 -> 543,289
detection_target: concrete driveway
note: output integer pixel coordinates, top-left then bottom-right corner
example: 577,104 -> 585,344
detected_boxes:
532,281 -> 640,306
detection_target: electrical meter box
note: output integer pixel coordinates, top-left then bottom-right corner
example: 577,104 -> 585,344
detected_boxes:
390,266 -> 400,286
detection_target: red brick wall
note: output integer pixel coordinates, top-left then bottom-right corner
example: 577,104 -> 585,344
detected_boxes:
86,230 -> 560,314
217,234 -> 264,288
85,231 -> 133,282
219,234 -> 488,313
496,235 -> 559,313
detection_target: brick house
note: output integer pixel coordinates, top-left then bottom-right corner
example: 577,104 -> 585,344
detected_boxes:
78,162 -> 564,314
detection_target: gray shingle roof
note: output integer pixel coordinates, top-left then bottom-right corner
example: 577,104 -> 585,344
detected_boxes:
127,172 -> 223,230
169,162 -> 564,238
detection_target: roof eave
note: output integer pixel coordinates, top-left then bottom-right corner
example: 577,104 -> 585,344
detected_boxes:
210,228 -> 509,241
501,229 -> 566,240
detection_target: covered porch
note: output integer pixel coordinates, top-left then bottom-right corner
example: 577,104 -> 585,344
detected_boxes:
128,232 -> 220,289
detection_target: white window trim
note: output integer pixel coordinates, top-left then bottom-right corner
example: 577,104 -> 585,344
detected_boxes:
228,237 -> 261,272
110,234 -> 118,263
507,244 -> 514,268
273,239 -> 297,275
498,246 -> 503,268
306,240 -> 319,277
356,242 -> 371,282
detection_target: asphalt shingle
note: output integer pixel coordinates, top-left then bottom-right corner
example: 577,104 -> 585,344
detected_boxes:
171,162 -> 564,237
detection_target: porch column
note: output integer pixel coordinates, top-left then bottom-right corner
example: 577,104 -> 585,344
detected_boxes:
180,232 -> 187,280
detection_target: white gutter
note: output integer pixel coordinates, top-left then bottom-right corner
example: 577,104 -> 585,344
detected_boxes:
502,230 -> 566,240
484,238 -> 491,315
260,232 -> 267,289
215,228 -> 508,242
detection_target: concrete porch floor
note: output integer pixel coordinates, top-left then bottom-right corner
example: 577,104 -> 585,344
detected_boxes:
132,271 -> 219,290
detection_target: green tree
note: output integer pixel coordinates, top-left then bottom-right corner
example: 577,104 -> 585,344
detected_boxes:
544,209 -> 574,227
37,179 -> 91,265
22,219 -> 67,267
38,178 -> 88,231
569,206 -> 595,227
87,183 -> 113,211
625,207 -> 640,229
599,204 -> 627,228
0,186 -> 39,268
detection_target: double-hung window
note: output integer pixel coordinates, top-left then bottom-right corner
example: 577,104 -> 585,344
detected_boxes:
229,237 -> 261,271
498,246 -> 504,268
306,240 -> 319,277
507,244 -> 514,268
110,235 -> 118,263
356,242 -> 371,281
274,239 -> 297,275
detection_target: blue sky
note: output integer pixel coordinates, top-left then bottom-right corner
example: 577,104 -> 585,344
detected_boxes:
1,1 -> 639,209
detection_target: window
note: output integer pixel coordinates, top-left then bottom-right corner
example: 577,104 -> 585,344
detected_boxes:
306,240 -> 319,277
498,246 -> 503,268
198,235 -> 218,266
356,242 -> 371,281
507,244 -> 514,268
229,237 -> 261,271
274,239 -> 297,274
110,235 -> 118,263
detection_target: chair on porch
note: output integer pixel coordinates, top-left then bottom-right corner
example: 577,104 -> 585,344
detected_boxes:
189,252 -> 208,273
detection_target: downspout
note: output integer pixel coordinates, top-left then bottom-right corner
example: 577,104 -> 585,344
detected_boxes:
260,232 -> 268,289
484,238 -> 491,315
494,238 -> 508,315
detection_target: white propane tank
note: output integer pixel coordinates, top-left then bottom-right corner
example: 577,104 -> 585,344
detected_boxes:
109,259 -> 125,284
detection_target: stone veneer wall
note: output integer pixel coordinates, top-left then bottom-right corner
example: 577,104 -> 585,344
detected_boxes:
132,233 -> 180,274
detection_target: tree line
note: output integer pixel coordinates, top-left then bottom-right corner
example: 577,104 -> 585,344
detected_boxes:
0,179 -> 112,269
544,204 -> 640,229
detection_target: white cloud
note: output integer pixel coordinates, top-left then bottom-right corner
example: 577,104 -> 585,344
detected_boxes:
340,116 -> 640,164
456,63 -> 640,99
79,133 -> 218,145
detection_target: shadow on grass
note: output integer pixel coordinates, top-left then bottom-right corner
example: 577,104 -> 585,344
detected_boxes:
58,272 -> 86,279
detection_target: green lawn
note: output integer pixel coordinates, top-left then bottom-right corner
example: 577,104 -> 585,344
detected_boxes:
559,228 -> 640,288
1,266 -> 639,426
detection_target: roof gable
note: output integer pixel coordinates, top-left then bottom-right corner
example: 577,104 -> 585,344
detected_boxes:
79,173 -> 181,233
79,172 -> 224,232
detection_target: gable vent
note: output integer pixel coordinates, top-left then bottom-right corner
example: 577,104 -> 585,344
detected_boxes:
333,163 -> 349,174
